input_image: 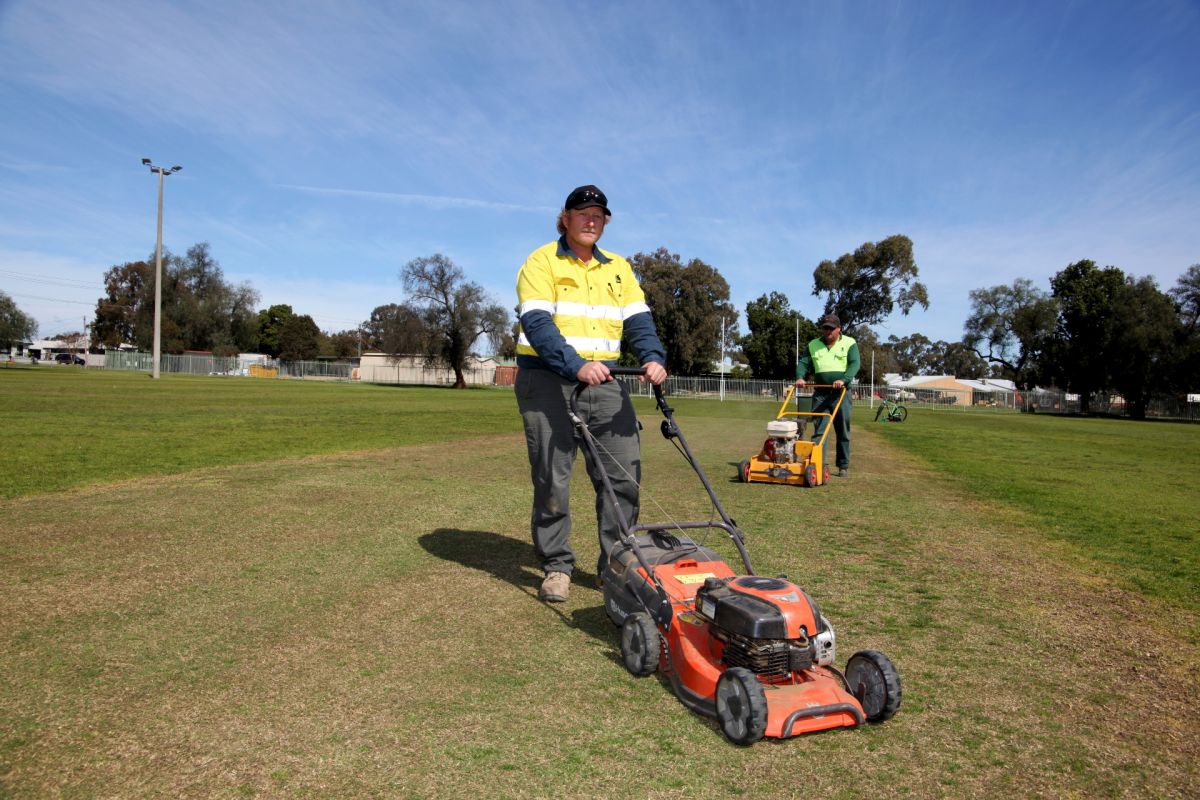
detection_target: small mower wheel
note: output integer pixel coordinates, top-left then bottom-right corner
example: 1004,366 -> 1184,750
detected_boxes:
846,650 -> 902,723
738,460 -> 750,483
804,464 -> 818,487
715,667 -> 767,745
894,405 -> 908,422
620,613 -> 660,677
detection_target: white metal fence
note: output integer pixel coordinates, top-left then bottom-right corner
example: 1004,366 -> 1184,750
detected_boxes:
96,352 -> 1198,420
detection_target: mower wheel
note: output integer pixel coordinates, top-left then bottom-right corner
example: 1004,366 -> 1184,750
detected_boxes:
620,613 -> 660,677
738,460 -> 750,482
846,650 -> 902,723
715,667 -> 767,745
804,464 -> 819,487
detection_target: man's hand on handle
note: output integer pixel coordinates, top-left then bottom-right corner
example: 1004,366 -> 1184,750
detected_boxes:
577,362 -> 611,386
641,362 -> 667,385
578,361 -> 667,386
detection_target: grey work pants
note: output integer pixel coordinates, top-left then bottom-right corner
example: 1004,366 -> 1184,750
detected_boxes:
515,368 -> 641,577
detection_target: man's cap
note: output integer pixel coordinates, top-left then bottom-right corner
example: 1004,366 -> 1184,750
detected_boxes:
819,313 -> 841,329
565,185 -> 610,215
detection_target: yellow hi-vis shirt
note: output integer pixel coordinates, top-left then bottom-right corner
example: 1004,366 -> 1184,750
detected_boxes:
516,240 -> 650,362
807,334 -> 858,377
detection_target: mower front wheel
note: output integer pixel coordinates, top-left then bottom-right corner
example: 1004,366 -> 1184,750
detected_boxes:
804,464 -> 819,487
846,650 -> 902,722
620,612 -> 660,677
715,667 -> 767,745
738,460 -> 750,482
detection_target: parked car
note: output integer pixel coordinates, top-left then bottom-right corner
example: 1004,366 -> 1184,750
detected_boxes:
54,353 -> 85,366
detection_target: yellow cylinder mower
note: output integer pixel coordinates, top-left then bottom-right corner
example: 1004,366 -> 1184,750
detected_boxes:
738,384 -> 846,487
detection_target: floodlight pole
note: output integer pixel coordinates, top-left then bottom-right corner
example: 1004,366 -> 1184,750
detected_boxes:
143,159 -> 181,379
719,315 -> 726,402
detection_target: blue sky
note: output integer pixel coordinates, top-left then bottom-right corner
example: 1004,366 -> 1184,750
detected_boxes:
2,0 -> 1197,350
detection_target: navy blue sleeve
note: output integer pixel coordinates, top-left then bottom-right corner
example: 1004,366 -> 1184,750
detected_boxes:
624,311 -> 666,367
519,310 -> 586,379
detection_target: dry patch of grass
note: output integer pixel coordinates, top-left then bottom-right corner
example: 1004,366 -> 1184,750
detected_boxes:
2,416 -> 1197,798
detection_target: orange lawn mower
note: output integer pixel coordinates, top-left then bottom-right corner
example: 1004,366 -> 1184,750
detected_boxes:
739,383 -> 846,487
575,369 -> 901,745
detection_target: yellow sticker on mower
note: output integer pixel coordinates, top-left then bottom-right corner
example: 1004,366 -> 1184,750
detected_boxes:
675,572 -> 716,585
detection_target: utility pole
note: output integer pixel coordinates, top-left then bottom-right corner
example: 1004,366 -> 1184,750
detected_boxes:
142,159 -> 182,379
719,315 -> 726,402
795,316 -> 800,369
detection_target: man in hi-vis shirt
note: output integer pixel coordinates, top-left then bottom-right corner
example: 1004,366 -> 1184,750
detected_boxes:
515,185 -> 667,603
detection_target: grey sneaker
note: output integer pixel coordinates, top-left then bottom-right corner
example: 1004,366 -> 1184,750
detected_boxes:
539,571 -> 570,603
835,467 -> 849,478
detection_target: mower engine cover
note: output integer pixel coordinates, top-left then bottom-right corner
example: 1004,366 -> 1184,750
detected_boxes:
602,533 -> 729,627
695,576 -> 814,639
695,576 -> 835,671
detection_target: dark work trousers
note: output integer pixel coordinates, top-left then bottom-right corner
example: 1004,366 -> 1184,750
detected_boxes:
810,389 -> 852,470
515,368 -> 642,578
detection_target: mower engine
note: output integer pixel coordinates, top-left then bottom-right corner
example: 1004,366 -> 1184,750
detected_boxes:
761,420 -> 799,463
695,576 -> 836,681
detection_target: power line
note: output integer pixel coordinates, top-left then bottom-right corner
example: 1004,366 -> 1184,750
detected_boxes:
5,291 -> 95,306
0,268 -> 99,290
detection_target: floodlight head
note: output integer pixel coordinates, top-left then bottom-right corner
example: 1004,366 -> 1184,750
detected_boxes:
170,165 -> 182,173
142,158 -> 151,165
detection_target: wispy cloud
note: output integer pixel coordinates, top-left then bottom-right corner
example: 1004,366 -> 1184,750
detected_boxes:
277,185 -> 550,214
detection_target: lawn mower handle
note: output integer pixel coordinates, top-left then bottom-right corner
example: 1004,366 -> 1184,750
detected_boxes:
594,367 -> 675,415
567,368 -> 754,590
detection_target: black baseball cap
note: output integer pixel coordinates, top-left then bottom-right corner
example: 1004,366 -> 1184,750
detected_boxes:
565,185 -> 610,215
819,313 -> 841,329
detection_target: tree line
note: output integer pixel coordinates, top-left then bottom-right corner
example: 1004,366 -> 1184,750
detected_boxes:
6,237 -> 1197,417
964,260 -> 1200,417
85,243 -> 357,362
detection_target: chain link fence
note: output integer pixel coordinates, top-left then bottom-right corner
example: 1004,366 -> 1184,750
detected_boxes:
98,352 -> 1197,420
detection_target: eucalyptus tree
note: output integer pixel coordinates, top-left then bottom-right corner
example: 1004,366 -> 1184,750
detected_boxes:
963,278 -> 1058,389
0,291 -> 37,350
629,247 -> 737,375
400,254 -> 508,389
739,292 -> 815,380
812,234 -> 928,333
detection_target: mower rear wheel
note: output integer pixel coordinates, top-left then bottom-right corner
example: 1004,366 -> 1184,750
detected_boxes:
738,460 -> 750,482
846,650 -> 902,723
715,667 -> 767,745
620,613 -> 660,677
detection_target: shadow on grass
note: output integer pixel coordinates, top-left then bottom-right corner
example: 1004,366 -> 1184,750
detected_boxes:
418,528 -> 617,651
420,527 -> 726,737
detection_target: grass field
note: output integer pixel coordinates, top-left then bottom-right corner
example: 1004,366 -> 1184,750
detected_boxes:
2,369 -> 1197,798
